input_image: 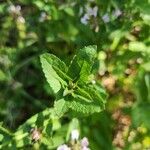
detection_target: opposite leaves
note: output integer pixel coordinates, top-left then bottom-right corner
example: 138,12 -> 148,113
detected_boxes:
40,46 -> 107,114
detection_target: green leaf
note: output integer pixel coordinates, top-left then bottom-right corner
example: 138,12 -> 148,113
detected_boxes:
40,46 -> 107,115
142,62 -> 150,71
65,83 -> 107,114
0,126 -> 12,149
132,103 -> 150,129
67,45 -> 97,83
128,41 -> 150,53
136,71 -> 150,103
53,99 -> 68,117
0,70 -> 7,81
145,73 -> 150,101
64,7 -> 74,16
66,97 -> 101,114
40,53 -> 69,94
41,135 -> 65,149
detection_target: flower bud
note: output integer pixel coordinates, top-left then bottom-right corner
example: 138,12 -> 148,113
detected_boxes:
81,137 -> 89,147
71,129 -> 79,141
102,14 -> 110,23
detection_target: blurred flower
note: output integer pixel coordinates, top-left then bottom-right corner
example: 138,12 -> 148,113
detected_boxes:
8,5 -> 21,15
30,128 -> 41,142
112,110 -> 121,120
71,129 -> 79,141
102,13 -> 110,23
125,68 -> 132,75
113,9 -> 122,18
119,115 -> 131,126
81,5 -> 98,25
128,130 -> 136,142
102,76 -> 116,92
16,5 -> 21,12
8,5 -> 15,12
17,16 -> 25,23
57,144 -> 71,150
39,12 -> 47,22
91,80 -> 96,84
131,142 -> 142,150
113,131 -> 125,148
136,58 -> 143,64
137,126 -> 147,134
81,14 -> 90,25
86,6 -> 98,17
81,137 -> 89,147
95,26 -> 99,32
82,147 -> 90,150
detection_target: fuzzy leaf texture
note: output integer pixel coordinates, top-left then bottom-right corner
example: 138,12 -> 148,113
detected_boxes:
40,46 -> 107,114
67,45 -> 97,83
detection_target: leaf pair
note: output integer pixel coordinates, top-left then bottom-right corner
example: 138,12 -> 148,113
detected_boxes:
40,46 -> 107,114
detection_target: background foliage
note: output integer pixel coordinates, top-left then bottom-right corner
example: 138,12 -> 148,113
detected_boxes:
0,0 -> 150,149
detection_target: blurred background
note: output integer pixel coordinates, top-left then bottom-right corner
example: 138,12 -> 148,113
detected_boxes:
0,0 -> 150,149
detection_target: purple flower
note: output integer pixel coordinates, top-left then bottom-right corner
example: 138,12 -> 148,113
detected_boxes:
81,14 -> 90,25
57,144 -> 71,150
102,13 -> 110,23
81,137 -> 89,147
113,9 -> 122,18
16,5 -> 21,12
82,147 -> 90,150
87,6 -> 98,17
